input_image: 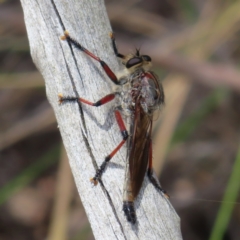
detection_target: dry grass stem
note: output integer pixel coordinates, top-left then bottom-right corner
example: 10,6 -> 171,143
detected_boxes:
153,76 -> 191,174
0,72 -> 44,89
47,146 -> 74,240
0,102 -> 55,150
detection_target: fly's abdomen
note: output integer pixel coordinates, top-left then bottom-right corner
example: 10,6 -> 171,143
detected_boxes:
123,161 -> 136,223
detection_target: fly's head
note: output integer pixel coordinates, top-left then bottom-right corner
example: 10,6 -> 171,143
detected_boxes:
122,49 -> 152,73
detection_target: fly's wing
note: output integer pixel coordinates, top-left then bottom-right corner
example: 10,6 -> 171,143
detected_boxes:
129,105 -> 152,199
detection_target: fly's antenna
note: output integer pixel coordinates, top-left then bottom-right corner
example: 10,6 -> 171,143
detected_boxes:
135,42 -> 143,56
135,47 -> 140,56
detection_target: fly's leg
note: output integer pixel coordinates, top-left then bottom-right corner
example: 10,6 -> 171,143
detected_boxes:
90,110 -> 128,185
58,93 -> 116,107
61,31 -> 120,85
109,32 -> 125,59
147,140 -> 170,199
59,94 -> 128,185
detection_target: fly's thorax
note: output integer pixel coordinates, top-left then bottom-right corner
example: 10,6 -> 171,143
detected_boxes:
139,75 -> 161,113
115,68 -> 163,116
129,70 -> 162,114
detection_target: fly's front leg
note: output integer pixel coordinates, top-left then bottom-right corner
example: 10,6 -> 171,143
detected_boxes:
109,32 -> 125,59
90,110 -> 128,185
147,140 -> 170,199
61,31 -> 121,85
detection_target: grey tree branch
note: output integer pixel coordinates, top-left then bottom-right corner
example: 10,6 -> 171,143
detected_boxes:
20,0 -> 182,239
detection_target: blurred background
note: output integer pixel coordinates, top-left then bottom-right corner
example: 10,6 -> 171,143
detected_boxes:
1,0 -> 240,239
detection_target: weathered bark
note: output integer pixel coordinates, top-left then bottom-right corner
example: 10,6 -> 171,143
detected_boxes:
20,0 -> 182,239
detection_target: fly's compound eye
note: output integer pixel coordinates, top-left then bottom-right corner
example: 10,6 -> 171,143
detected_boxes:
126,57 -> 143,68
142,55 -> 152,62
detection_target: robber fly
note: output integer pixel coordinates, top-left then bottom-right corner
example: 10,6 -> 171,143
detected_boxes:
59,31 -> 169,224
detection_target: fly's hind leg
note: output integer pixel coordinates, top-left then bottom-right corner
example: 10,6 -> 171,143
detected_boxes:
122,140 -> 169,225
90,110 -> 128,185
147,140 -> 170,198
